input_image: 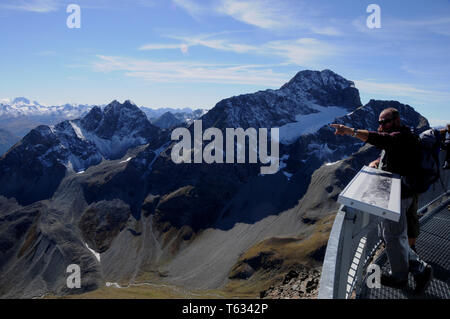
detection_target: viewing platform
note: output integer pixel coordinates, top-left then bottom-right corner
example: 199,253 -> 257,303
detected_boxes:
319,156 -> 450,299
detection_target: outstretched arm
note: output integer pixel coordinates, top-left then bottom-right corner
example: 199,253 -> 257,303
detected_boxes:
330,124 -> 369,142
369,158 -> 380,168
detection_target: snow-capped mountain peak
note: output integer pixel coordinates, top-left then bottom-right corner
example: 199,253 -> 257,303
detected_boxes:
5,97 -> 45,108
200,69 -> 362,133
0,97 -> 94,118
279,69 -> 360,110
282,69 -> 353,91
0,100 -> 163,205
11,97 -> 32,105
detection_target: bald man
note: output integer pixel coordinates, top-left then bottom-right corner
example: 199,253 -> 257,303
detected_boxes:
331,108 -> 432,294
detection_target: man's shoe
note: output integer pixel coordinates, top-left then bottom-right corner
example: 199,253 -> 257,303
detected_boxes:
414,265 -> 433,294
380,274 -> 408,289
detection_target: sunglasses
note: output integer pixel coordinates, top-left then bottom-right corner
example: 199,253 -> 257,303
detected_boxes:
378,118 -> 394,126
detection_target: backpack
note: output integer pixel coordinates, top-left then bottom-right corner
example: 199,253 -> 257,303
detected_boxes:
411,128 -> 442,193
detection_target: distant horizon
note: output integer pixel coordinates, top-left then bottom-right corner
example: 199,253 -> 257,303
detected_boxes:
1,93 -> 446,128
0,96 -> 206,111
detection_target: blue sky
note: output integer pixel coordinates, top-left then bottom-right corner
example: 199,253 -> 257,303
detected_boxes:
0,0 -> 449,126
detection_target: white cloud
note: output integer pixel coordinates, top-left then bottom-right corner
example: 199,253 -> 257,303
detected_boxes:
1,0 -> 157,12
180,44 -> 189,55
356,80 -> 431,96
172,0 -> 206,16
214,0 -> 336,33
355,80 -> 450,103
310,26 -> 342,36
172,0 -> 341,35
400,63 -> 450,79
140,33 -> 339,68
139,43 -> 191,55
139,44 -> 182,50
92,55 -> 289,87
389,16 -> 450,30
264,38 -> 338,67
400,16 -> 450,37
216,0 -> 292,30
353,14 -> 450,38
1,0 -> 60,12
156,33 -> 259,53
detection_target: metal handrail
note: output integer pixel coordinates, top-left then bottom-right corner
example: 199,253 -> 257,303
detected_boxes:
318,155 -> 449,299
318,205 -> 381,299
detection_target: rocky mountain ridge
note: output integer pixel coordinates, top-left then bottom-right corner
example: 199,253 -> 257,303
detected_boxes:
200,69 -> 361,131
0,98 -> 205,155
0,97 -> 94,119
0,100 -> 162,205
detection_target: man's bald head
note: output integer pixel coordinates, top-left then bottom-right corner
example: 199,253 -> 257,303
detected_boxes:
380,108 -> 400,120
378,107 -> 401,132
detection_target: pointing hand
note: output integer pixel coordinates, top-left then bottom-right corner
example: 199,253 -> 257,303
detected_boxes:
330,124 -> 351,136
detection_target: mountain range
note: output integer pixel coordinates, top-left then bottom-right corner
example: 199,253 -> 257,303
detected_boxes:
0,98 -> 206,156
0,69 -> 429,298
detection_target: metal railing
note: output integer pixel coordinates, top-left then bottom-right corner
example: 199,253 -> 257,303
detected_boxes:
318,155 -> 450,299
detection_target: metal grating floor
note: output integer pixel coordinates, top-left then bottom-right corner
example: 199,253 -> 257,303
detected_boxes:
357,203 -> 450,299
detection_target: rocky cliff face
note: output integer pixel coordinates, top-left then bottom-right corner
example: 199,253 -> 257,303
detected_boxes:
0,98 -> 201,153
0,70 -> 430,298
148,109 -> 207,129
260,267 -> 321,299
280,99 -> 429,182
0,100 -> 162,206
201,69 -> 361,130
150,111 -> 183,130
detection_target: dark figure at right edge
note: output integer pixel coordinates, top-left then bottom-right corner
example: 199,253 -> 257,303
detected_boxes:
331,108 -> 433,294
441,123 -> 450,170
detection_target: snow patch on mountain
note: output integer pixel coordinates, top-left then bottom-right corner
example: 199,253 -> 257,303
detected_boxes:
69,121 -> 85,140
278,155 -> 293,180
307,143 -> 335,160
82,129 -> 146,159
278,104 -> 349,144
147,141 -> 171,172
325,160 -> 342,166
85,243 -> 101,262
9,101 -> 162,174
120,157 -> 132,163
